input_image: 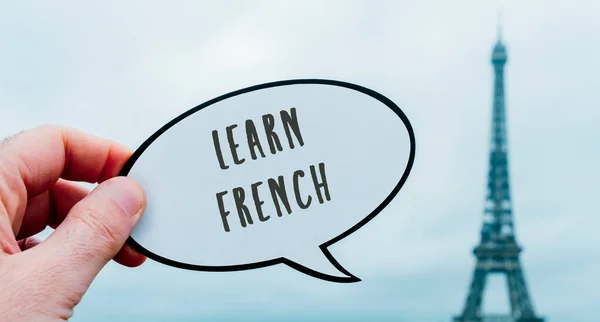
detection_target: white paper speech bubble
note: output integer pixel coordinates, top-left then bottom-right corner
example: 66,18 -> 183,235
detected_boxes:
121,79 -> 415,283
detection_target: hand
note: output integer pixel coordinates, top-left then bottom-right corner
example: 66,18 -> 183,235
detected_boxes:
0,125 -> 147,321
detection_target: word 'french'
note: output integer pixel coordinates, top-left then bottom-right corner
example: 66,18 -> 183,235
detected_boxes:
216,162 -> 331,232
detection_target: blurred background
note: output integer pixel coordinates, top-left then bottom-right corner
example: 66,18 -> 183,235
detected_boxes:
1,0 -> 598,321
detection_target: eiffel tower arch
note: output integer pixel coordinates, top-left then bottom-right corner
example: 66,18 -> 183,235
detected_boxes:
452,30 -> 545,322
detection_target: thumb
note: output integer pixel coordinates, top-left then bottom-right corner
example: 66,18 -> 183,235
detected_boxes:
34,177 -> 145,294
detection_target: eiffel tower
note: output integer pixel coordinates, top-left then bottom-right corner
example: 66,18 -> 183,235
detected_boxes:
452,30 -> 545,322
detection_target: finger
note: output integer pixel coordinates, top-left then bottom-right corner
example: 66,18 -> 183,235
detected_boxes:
0,214 -> 19,255
18,179 -> 147,267
32,177 -> 145,293
16,179 -> 87,239
113,243 -> 147,267
17,237 -> 42,251
16,191 -> 51,240
48,180 -> 90,230
0,125 -> 132,234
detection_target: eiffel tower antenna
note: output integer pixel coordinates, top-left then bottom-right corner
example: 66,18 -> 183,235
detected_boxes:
498,8 -> 503,42
452,24 -> 545,322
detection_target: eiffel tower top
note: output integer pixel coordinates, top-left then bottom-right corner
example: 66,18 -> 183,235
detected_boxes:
481,23 -> 514,243
492,18 -> 508,64
492,38 -> 507,64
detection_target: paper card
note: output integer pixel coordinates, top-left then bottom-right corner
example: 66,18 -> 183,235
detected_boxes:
121,79 -> 415,283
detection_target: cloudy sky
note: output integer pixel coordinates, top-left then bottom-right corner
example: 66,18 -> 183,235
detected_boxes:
1,1 -> 598,321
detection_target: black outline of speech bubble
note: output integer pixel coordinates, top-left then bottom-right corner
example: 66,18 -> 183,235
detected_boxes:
120,79 -> 415,283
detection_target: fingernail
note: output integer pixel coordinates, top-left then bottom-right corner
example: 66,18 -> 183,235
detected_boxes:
103,177 -> 145,216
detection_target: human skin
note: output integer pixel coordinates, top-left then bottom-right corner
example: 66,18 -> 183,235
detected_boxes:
0,125 -> 147,321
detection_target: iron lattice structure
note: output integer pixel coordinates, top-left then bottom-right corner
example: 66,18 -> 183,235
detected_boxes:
452,35 -> 545,322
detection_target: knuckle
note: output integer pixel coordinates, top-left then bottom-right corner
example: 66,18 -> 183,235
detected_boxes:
34,124 -> 65,133
0,162 -> 27,218
71,203 -> 125,246
31,124 -> 71,144
0,130 -> 23,150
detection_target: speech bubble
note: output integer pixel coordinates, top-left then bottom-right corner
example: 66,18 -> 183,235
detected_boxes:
121,79 -> 415,283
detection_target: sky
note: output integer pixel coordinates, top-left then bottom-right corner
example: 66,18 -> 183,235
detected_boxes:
1,0 -> 599,321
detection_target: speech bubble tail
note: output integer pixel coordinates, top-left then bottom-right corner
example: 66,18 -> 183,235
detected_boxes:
285,248 -> 360,283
